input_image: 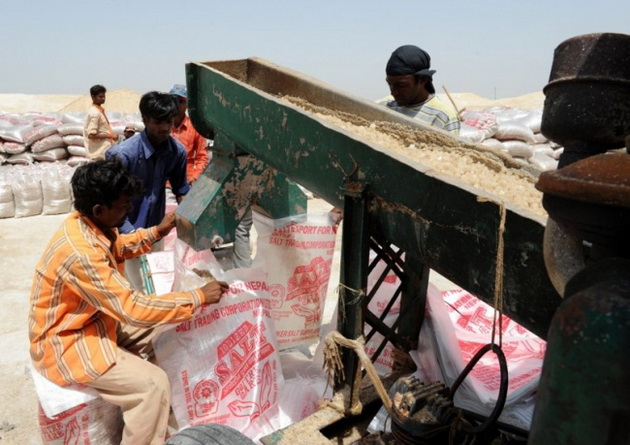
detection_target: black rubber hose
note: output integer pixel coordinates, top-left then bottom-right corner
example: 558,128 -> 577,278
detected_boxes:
448,343 -> 509,435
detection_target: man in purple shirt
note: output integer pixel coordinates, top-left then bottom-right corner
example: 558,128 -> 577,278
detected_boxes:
107,91 -> 190,234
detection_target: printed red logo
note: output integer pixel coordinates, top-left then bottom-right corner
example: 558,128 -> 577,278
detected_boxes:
227,361 -> 274,421
269,284 -> 285,309
214,321 -> 275,398
193,379 -> 220,418
286,256 -> 331,327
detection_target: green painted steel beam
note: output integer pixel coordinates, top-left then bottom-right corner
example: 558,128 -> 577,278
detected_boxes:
185,57 -> 561,339
337,188 -> 370,407
176,135 -> 307,250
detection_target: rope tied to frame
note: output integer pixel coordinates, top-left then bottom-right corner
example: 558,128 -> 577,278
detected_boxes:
445,198 -> 509,436
476,196 -> 506,347
322,331 -> 393,415
336,283 -> 366,325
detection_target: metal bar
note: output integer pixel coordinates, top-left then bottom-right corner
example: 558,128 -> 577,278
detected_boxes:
365,311 -> 411,360
337,186 -> 370,410
397,255 -> 430,349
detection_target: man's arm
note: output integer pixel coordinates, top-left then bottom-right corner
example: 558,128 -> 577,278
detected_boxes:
115,213 -> 175,259
84,112 -> 117,141
115,226 -> 159,259
70,247 -> 213,328
84,113 -> 100,138
156,212 -> 176,237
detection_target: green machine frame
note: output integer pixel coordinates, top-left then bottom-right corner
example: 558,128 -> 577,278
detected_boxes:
176,57 -> 561,442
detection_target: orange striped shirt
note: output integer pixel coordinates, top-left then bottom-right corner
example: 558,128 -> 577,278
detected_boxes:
171,115 -> 209,182
28,211 -> 204,386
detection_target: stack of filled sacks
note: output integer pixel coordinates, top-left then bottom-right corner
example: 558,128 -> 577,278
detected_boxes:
0,110 -> 144,218
0,163 -> 75,218
0,110 -> 143,167
459,107 -> 561,172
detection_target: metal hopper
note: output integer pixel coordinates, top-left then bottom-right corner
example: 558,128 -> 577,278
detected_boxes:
176,57 -> 560,442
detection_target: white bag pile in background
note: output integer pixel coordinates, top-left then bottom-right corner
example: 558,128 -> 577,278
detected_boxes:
0,109 -> 145,218
0,163 -> 76,218
252,211 -> 338,350
32,148 -> 68,163
40,163 -> 74,215
3,141 -> 28,155
59,121 -> 88,162
460,107 -> 561,172
0,109 -> 143,169
11,168 -> 43,217
0,167 -> 15,218
31,133 -> 65,153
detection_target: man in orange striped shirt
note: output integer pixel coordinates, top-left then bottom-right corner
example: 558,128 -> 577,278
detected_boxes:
28,159 -> 228,444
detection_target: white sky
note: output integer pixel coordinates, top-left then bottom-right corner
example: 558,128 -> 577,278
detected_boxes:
1,0 -> 628,100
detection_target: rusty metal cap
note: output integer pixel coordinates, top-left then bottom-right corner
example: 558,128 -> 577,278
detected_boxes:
535,152 -> 630,208
545,33 -> 630,88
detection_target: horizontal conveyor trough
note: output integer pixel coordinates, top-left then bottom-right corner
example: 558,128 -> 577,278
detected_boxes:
179,56 -> 560,341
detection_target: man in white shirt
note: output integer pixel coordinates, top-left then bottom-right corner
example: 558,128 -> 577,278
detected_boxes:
83,84 -> 118,160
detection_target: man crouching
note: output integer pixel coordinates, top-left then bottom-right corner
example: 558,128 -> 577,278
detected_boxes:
28,159 -> 228,444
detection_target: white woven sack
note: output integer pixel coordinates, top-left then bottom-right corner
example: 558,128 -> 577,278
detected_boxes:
154,263 -> 283,433
252,211 -> 338,350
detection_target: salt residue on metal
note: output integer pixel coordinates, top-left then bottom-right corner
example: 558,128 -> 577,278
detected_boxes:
221,156 -> 276,212
281,96 -> 546,218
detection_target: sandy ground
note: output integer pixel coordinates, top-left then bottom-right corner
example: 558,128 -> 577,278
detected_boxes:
0,212 -> 66,444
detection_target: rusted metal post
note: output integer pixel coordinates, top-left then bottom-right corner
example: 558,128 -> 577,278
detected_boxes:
397,254 -> 429,350
336,185 -> 370,412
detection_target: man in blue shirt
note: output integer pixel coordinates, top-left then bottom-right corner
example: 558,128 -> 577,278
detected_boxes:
107,91 -> 190,234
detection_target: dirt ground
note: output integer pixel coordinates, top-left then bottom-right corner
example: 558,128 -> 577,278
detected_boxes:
0,212 -> 66,444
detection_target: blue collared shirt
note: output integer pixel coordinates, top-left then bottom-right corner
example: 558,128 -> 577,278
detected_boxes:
106,131 -> 190,233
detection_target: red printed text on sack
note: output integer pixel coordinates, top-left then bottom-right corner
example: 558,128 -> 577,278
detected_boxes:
214,321 -> 275,398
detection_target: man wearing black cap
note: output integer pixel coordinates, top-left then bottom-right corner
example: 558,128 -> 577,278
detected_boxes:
380,45 -> 460,135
